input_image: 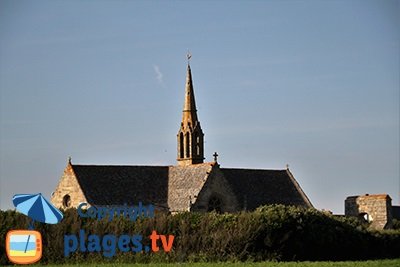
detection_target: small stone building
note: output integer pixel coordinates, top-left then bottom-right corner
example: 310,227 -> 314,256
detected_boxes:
51,63 -> 313,213
345,194 -> 394,229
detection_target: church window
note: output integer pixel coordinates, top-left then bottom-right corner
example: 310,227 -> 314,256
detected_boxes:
195,133 -> 200,156
185,132 -> 190,158
179,132 -> 184,158
63,194 -> 71,208
207,196 -> 223,213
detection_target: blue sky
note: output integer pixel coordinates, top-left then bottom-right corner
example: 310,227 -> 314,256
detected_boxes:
0,0 -> 399,213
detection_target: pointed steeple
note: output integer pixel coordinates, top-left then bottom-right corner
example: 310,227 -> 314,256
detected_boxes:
182,65 -> 198,126
177,62 -> 204,166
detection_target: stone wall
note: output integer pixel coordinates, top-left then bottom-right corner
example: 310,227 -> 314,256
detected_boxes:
50,162 -> 87,209
191,165 -> 239,213
345,194 -> 393,230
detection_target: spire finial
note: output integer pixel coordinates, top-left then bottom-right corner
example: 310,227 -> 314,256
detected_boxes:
68,156 -> 72,164
187,50 -> 192,65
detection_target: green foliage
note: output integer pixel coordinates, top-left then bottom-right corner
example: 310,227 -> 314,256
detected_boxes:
393,219 -> 400,230
29,259 -> 400,267
1,205 -> 399,265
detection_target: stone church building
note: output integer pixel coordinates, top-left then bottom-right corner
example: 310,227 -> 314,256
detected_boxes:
51,63 -> 313,213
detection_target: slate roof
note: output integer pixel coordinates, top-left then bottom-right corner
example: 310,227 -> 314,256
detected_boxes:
70,164 -> 311,212
71,165 -> 169,208
71,164 -> 213,211
221,168 -> 312,210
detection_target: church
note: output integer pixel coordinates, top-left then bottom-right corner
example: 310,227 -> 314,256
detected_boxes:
51,62 -> 313,213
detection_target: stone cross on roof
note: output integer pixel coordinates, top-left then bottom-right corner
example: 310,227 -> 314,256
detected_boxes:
213,152 -> 219,163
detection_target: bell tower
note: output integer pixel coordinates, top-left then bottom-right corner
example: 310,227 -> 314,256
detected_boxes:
177,61 -> 204,166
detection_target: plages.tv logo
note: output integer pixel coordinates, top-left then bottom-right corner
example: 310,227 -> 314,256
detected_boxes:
6,193 -> 63,265
63,202 -> 175,257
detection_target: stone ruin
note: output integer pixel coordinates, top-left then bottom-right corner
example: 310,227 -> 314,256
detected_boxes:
345,194 -> 393,230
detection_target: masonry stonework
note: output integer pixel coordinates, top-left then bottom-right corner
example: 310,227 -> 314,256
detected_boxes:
51,160 -> 87,209
345,194 -> 393,230
191,165 -> 239,213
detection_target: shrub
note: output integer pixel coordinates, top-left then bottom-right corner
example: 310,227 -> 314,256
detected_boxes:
0,205 -> 399,265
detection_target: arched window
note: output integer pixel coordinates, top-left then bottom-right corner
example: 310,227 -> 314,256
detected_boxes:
207,196 -> 223,213
195,132 -> 200,156
179,132 -> 184,158
63,194 -> 71,208
185,132 -> 190,158
196,144 -> 200,156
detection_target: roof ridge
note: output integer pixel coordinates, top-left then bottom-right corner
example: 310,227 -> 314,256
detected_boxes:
170,162 -> 215,168
72,164 -> 172,167
285,169 -> 313,208
221,167 -> 287,171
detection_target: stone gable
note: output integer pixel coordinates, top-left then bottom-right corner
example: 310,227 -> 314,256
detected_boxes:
51,161 -> 87,209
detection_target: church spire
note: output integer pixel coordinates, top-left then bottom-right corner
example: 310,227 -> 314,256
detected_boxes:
177,59 -> 204,166
182,64 -> 198,126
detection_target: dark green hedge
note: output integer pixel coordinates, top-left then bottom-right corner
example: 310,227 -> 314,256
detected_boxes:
393,219 -> 400,230
1,205 -> 399,265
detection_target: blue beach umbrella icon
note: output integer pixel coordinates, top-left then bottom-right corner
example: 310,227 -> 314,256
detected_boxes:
12,193 -> 63,254
13,193 -> 63,228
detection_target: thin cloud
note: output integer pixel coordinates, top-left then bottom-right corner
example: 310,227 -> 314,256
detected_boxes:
153,65 -> 163,84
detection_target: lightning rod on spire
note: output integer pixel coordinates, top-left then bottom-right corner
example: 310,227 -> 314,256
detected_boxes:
187,50 -> 192,65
